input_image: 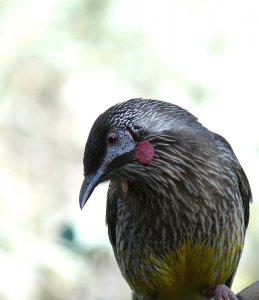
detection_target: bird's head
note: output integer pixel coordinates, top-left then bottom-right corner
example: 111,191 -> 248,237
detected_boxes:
79,98 -> 201,209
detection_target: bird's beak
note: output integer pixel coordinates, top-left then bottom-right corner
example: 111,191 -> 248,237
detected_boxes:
79,168 -> 104,209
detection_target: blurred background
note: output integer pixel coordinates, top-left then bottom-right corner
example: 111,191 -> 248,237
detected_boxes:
0,0 -> 259,299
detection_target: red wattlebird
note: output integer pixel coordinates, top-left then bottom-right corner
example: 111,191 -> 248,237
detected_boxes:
79,98 -> 252,300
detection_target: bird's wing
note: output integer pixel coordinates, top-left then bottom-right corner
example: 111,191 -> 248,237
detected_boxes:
106,182 -> 118,249
214,133 -> 252,287
235,162 -> 252,229
214,133 -> 252,229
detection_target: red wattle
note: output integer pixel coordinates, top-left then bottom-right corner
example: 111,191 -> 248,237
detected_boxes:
136,141 -> 154,164
121,178 -> 128,193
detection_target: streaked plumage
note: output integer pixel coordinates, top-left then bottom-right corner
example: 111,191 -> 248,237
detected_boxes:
79,98 -> 252,300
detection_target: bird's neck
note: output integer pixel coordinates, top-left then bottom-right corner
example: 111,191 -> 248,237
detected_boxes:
118,177 -> 186,224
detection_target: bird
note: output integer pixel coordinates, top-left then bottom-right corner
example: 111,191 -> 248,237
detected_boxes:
79,98 -> 252,300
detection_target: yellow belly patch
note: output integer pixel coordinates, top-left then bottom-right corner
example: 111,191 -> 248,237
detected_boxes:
131,241 -> 241,299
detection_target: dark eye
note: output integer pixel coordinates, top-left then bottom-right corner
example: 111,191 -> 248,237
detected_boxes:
106,131 -> 119,145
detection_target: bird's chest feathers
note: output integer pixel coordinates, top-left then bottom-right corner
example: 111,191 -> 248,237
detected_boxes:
116,236 -> 240,299
114,197 -> 242,299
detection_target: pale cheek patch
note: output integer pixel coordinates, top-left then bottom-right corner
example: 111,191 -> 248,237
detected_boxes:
136,141 -> 154,164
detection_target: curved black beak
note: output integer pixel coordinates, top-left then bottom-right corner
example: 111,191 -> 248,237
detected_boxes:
79,168 -> 104,209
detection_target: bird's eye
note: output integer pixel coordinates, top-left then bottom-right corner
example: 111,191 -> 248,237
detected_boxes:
106,131 -> 119,145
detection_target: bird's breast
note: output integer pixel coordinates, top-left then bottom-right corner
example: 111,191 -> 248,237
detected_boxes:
117,239 -> 242,299
114,199 -> 244,299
